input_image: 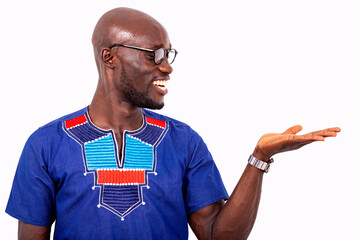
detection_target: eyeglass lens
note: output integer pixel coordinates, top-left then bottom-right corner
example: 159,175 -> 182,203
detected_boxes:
154,49 -> 176,64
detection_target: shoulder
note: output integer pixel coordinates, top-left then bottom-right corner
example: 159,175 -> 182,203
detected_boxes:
142,109 -> 203,142
142,109 -> 191,129
26,107 -> 88,145
39,107 -> 88,131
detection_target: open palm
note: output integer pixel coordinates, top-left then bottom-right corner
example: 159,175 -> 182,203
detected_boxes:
254,125 -> 341,161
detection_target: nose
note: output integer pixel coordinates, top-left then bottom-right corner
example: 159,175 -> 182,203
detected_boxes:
158,58 -> 173,74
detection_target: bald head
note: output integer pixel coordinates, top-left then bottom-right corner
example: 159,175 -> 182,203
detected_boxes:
92,7 -> 168,53
89,8 -> 173,111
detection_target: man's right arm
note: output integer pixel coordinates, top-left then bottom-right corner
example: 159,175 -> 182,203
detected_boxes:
190,125 -> 340,239
18,221 -> 50,240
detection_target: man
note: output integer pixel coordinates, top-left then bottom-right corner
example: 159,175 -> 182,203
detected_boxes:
6,7 -> 340,240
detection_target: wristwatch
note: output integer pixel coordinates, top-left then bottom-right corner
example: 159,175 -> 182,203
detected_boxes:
248,155 -> 274,173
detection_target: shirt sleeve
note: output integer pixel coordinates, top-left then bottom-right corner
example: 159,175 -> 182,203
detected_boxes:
183,128 -> 229,215
6,128 -> 56,227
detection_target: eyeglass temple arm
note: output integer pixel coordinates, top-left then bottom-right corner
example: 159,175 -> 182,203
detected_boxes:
109,44 -> 154,53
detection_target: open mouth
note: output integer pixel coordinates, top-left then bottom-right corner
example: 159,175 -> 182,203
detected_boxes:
153,80 -> 168,91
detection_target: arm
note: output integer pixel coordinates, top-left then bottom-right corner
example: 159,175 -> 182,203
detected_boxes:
18,221 -> 50,240
6,130 -> 56,239
189,165 -> 263,240
189,125 -> 340,240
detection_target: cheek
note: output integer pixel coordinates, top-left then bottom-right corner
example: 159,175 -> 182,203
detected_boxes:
120,52 -> 156,87
130,70 -> 153,89
123,51 -> 152,71
127,62 -> 155,86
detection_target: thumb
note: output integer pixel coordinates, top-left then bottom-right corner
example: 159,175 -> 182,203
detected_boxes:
282,125 -> 303,135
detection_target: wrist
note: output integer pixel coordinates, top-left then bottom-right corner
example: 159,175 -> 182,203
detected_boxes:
252,147 -> 271,163
248,155 -> 274,173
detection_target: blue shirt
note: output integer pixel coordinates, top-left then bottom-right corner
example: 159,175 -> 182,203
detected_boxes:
6,107 -> 228,239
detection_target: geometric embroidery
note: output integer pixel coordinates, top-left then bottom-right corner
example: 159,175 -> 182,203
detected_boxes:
63,112 -> 168,220
84,134 -> 118,170
97,169 -> 146,185
69,123 -> 107,143
124,136 -> 154,170
65,114 -> 87,129
103,185 -> 140,214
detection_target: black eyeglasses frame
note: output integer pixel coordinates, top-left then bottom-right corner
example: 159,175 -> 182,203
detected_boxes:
109,43 -> 178,65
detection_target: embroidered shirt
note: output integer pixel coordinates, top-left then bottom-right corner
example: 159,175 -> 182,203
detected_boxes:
6,107 -> 228,240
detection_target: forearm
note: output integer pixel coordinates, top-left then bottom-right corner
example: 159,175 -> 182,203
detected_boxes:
212,164 -> 264,240
18,221 -> 51,240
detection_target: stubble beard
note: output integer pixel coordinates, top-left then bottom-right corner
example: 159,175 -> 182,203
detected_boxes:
120,68 -> 164,110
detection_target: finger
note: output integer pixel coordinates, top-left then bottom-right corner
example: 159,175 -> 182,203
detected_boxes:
311,128 -> 341,137
282,125 -> 303,135
303,128 -> 339,141
328,127 -> 341,132
292,134 -> 324,142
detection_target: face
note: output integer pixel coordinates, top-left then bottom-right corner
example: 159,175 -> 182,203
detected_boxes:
119,66 -> 166,109
111,26 -> 173,110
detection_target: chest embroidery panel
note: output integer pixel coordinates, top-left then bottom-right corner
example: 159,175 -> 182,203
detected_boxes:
63,113 -> 168,220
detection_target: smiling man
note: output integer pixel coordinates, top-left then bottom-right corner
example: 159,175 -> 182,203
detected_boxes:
6,7 -> 340,240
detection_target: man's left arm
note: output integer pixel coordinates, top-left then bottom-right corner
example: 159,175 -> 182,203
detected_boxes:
189,125 -> 340,240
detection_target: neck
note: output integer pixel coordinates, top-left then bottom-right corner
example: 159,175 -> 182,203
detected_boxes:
88,83 -> 144,134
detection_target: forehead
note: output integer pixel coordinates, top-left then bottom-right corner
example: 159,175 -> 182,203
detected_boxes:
110,21 -> 171,49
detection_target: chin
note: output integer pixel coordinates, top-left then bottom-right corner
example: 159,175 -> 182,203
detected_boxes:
134,98 -> 164,110
140,95 -> 165,110
144,102 -> 164,110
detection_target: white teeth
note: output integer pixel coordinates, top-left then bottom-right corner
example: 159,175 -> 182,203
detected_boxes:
153,80 -> 167,88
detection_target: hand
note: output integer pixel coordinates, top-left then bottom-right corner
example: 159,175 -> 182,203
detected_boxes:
253,125 -> 341,162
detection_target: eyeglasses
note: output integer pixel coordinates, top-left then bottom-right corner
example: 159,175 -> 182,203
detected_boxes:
109,43 -> 178,65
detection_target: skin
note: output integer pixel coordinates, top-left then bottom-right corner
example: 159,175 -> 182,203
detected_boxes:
18,221 -> 50,240
18,7 -> 341,240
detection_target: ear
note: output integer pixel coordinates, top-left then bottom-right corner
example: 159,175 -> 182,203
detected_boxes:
102,49 -> 115,66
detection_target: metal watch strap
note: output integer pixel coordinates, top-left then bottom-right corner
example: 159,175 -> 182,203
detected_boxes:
248,155 -> 274,173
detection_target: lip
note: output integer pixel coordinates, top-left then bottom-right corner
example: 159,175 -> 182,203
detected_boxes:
152,77 -> 169,95
153,82 -> 168,95
155,85 -> 168,95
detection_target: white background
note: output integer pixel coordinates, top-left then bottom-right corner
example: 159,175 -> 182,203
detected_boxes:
1,0 -> 359,239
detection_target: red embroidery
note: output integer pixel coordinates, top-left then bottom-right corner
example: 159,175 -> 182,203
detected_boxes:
145,116 -> 166,128
97,170 -> 146,185
65,114 -> 87,129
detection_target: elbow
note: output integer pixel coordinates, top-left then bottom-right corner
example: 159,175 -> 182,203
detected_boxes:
212,213 -> 256,240
212,223 -> 251,240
